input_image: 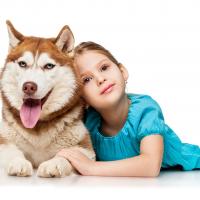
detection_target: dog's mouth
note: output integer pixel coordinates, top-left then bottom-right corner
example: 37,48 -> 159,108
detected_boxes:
20,90 -> 52,129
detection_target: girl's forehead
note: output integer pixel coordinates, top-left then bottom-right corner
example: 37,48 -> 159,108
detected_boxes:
75,51 -> 109,72
77,51 -> 107,62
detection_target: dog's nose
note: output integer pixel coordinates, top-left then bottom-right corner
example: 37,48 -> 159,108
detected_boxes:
22,82 -> 38,95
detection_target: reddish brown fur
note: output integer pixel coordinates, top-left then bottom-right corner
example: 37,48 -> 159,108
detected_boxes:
0,22 -> 95,177
78,134 -> 94,150
6,37 -> 72,66
1,35 -> 84,134
0,135 -> 7,144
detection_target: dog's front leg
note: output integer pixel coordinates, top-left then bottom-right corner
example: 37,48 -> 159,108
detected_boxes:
0,144 -> 33,177
37,156 -> 73,178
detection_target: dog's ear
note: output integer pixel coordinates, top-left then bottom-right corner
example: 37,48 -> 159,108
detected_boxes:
55,25 -> 74,53
6,20 -> 24,51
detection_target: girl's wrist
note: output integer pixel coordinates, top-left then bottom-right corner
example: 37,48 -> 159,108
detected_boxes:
88,161 -> 99,176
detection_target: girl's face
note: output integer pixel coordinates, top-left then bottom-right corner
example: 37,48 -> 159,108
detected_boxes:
74,51 -> 129,110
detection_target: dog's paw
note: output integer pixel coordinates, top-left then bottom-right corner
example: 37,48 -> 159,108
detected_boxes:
7,157 -> 33,177
37,157 -> 72,178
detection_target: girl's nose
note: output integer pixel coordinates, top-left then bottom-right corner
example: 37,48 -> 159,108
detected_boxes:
96,75 -> 106,86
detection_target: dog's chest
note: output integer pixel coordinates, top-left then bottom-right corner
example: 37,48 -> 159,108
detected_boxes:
12,128 -> 78,167
15,137 -> 56,167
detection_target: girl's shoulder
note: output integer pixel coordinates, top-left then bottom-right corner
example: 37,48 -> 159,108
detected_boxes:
83,93 -> 163,135
127,93 -> 161,110
127,93 -> 164,121
127,93 -> 165,141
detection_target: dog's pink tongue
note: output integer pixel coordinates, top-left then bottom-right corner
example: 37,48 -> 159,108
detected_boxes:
20,100 -> 41,128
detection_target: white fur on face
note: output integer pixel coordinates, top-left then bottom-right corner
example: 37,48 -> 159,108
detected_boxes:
37,53 -> 78,118
1,51 -> 77,118
17,51 -> 34,66
37,53 -> 56,67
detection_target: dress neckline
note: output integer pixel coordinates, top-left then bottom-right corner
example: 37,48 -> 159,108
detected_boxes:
96,94 -> 134,139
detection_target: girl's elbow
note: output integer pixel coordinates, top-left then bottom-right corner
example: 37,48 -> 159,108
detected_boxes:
147,163 -> 161,177
149,168 -> 160,177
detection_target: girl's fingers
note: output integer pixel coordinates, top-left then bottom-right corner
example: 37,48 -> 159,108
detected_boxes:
57,150 -> 81,163
57,149 -> 87,165
58,153 -> 78,166
57,151 -> 74,160
57,149 -> 74,156
63,149 -> 84,158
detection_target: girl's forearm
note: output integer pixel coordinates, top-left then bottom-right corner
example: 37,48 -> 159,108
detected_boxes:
91,155 -> 161,177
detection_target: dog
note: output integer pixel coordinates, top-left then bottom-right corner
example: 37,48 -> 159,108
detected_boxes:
0,21 -> 95,177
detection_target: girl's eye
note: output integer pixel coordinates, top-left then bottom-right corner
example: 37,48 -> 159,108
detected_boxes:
18,61 -> 27,68
101,64 -> 109,71
83,77 -> 92,84
44,63 -> 55,69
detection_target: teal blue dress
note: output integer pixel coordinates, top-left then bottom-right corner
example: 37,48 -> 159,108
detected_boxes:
84,94 -> 200,170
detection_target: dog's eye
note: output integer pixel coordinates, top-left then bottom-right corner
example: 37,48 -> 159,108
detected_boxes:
44,63 -> 55,69
18,61 -> 27,68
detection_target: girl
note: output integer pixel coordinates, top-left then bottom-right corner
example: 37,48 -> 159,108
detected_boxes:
57,42 -> 200,177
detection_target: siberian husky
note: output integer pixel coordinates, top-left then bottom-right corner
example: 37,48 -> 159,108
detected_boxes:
0,21 -> 95,177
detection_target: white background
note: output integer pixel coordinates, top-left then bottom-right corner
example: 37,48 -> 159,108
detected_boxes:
0,0 -> 200,199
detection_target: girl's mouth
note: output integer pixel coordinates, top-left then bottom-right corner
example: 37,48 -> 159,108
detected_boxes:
100,84 -> 115,95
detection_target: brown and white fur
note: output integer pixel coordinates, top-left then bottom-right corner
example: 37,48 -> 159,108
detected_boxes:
0,21 -> 95,178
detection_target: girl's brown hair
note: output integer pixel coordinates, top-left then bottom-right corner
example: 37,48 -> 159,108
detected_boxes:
73,41 -> 120,67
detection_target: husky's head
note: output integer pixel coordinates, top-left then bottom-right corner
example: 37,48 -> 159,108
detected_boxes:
1,21 -> 82,129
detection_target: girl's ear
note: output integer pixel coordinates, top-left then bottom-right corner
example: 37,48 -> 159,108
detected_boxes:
118,63 -> 129,82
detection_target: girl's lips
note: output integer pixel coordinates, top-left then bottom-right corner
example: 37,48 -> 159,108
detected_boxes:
100,84 -> 115,95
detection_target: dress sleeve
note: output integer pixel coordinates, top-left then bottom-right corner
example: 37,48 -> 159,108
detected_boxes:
136,96 -> 166,141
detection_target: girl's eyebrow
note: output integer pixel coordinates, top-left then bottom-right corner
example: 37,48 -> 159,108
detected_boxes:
80,71 -> 93,78
80,59 -> 109,78
95,59 -> 108,68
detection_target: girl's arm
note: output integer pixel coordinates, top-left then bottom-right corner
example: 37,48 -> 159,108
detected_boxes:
57,134 -> 163,177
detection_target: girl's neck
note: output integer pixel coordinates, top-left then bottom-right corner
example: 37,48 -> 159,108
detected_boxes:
98,94 -> 131,137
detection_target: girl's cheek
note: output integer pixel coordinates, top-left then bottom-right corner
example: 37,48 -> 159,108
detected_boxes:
82,87 -> 92,98
86,87 -> 96,99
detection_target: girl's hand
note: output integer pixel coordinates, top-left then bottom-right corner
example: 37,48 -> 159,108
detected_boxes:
56,148 -> 96,176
